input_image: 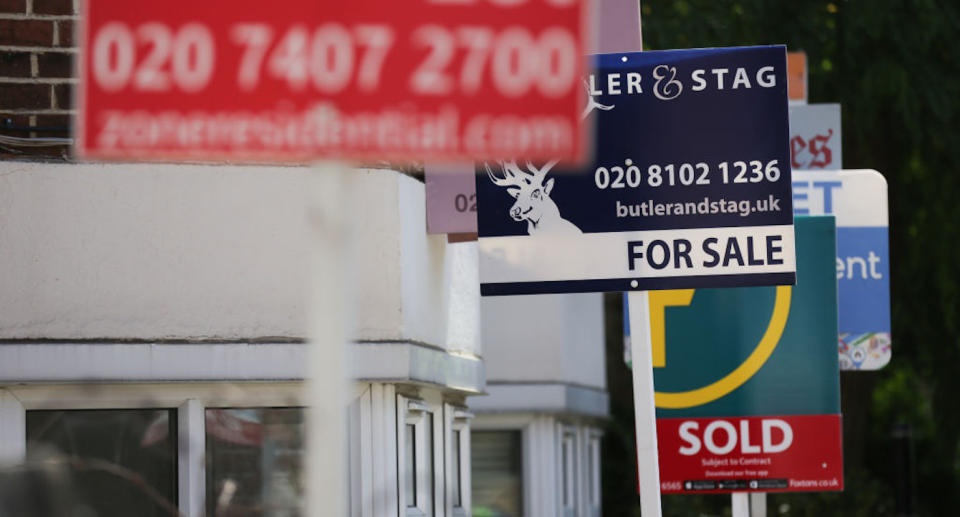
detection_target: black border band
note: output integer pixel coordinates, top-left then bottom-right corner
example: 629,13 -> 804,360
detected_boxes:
480,272 -> 796,296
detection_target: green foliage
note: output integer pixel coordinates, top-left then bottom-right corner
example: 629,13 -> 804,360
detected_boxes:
602,1 -> 960,515
766,468 -> 895,516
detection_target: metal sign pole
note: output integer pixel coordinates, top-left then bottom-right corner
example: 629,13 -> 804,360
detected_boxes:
732,492 -> 750,517
751,493 -> 768,517
733,492 -> 769,516
628,290 -> 663,517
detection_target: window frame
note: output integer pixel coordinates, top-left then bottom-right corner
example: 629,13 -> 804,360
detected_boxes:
471,414 -> 535,517
203,406 -> 307,517
6,383 -> 479,517
23,407 -> 181,517
397,395 -> 444,517
445,404 -> 472,517
584,429 -> 603,517
3,382 -> 304,517
558,424 -> 579,517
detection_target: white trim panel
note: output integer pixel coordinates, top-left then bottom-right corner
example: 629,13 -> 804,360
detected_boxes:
5,382 -> 305,409
470,383 -> 609,418
353,342 -> 485,394
480,225 -> 797,284
0,343 -> 307,382
0,342 -> 485,393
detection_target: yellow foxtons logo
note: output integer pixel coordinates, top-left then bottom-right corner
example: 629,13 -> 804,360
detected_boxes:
650,286 -> 792,409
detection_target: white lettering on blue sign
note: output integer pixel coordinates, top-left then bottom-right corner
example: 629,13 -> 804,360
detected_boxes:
586,65 -> 778,98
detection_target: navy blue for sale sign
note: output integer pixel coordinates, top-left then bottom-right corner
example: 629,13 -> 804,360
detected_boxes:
476,46 -> 796,296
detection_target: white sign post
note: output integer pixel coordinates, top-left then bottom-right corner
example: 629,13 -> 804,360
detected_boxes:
597,0 -> 662,508
594,2 -> 663,513
732,492 -> 768,517
597,0 -> 662,510
628,290 -> 664,516
597,0 -> 669,514
732,493 -> 750,517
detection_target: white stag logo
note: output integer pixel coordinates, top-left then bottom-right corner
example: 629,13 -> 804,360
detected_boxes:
484,160 -> 582,235
483,80 -> 605,236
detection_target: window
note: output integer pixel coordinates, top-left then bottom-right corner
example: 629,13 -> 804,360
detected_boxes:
471,430 -> 523,517
560,426 -> 577,516
586,432 -> 602,517
25,409 -> 178,517
205,408 -> 305,517
405,423 -> 417,507
11,384 -> 468,517
446,404 -> 472,517
425,413 -> 435,508
452,430 -> 461,507
399,397 -> 440,516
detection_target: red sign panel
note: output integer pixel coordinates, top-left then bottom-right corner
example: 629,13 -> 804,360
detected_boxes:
657,415 -> 844,494
78,0 -> 589,162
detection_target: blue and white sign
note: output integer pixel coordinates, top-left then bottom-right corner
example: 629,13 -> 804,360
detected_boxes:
793,169 -> 891,370
477,46 -> 796,296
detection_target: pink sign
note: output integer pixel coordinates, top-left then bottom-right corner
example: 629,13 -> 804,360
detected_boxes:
425,162 -> 477,234
595,0 -> 642,53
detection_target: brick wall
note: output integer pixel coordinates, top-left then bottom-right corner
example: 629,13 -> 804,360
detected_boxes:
0,0 -> 75,159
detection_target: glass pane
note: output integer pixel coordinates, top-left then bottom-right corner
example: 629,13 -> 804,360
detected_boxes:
205,408 -> 304,517
26,409 -> 178,517
563,434 -> 576,509
562,439 -> 570,506
471,431 -> 523,517
589,438 -> 600,505
406,423 -> 417,507
587,438 -> 596,504
452,430 -> 462,507
425,413 -> 434,512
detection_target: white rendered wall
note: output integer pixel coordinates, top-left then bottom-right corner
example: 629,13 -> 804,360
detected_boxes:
0,162 -> 479,358
480,293 -> 605,389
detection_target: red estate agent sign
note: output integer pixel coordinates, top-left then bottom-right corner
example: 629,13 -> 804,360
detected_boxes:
78,0 -> 589,162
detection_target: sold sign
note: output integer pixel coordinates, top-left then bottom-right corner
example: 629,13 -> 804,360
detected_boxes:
78,0 -> 588,162
639,217 -> 844,494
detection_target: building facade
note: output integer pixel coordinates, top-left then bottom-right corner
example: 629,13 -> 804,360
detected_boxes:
472,294 -> 608,517
0,162 -> 485,516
